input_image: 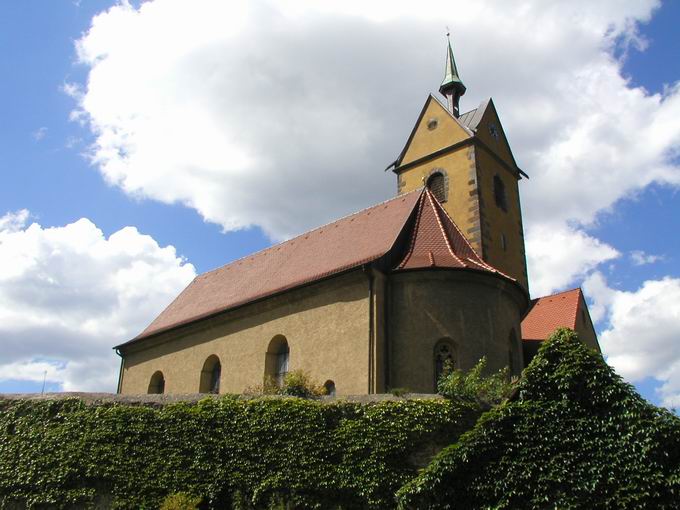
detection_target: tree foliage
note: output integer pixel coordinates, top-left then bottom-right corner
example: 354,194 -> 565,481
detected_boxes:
437,357 -> 516,408
398,328 -> 680,509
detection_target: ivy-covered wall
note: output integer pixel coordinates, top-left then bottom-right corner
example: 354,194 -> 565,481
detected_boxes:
0,396 -> 479,509
397,329 -> 680,509
3,329 -> 680,510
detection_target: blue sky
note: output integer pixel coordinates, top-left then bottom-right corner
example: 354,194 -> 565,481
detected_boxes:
0,1 -> 679,404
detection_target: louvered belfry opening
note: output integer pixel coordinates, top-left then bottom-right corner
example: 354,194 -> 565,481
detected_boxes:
427,172 -> 446,203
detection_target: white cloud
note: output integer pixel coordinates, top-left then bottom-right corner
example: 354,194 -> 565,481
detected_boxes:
0,211 -> 196,391
32,127 -> 48,141
526,224 -> 619,297
630,249 -> 664,266
0,210 -> 30,233
68,0 -> 680,253
585,271 -> 680,408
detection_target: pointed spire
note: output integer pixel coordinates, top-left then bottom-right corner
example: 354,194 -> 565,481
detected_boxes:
439,32 -> 466,117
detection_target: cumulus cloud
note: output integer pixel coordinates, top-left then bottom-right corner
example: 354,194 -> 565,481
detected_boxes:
525,224 -> 619,297
0,211 -> 196,391
585,271 -> 680,408
69,0 -> 680,246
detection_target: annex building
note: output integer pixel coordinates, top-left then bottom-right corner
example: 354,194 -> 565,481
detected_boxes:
115,39 -> 599,396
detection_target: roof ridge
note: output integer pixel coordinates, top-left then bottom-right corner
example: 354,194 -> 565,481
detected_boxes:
425,189 -> 466,266
534,287 -> 581,300
200,189 -> 424,278
428,194 -> 515,279
396,189 -> 427,269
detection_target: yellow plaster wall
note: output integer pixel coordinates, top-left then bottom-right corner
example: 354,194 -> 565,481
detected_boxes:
474,101 -> 516,169
475,147 -> 529,290
120,271 -> 371,396
388,270 -> 527,393
574,296 -> 601,352
399,97 -> 471,166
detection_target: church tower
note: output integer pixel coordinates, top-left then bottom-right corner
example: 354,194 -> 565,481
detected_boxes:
391,37 -> 529,290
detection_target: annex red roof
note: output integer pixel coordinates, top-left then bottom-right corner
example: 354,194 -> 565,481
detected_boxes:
521,288 -> 582,341
120,188 -> 513,347
396,189 -> 509,277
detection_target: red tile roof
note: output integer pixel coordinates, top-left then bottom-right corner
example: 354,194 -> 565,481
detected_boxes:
124,190 -> 422,344
396,189 -> 510,278
521,288 -> 582,341
120,188 -> 514,348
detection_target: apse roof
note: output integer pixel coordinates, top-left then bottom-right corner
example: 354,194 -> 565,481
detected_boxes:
395,189 -> 508,276
119,188 -> 513,348
521,288 -> 582,341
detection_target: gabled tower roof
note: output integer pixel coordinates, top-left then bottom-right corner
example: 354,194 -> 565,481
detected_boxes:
395,188 -> 510,278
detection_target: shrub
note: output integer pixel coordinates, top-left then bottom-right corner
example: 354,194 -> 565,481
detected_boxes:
398,328 -> 680,509
437,357 -> 516,408
280,370 -> 323,398
160,492 -> 202,510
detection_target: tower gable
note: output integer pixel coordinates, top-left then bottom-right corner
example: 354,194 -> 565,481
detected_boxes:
473,99 -> 518,173
397,95 -> 472,167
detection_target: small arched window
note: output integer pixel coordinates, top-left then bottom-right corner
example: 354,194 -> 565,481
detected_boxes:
426,172 -> 446,203
148,371 -> 165,394
434,340 -> 455,390
493,175 -> 508,211
265,335 -> 290,387
199,355 -> 221,394
324,380 -> 336,397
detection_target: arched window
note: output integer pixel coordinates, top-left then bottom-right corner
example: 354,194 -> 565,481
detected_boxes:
508,330 -> 520,376
324,380 -> 336,397
265,335 -> 290,387
148,371 -> 165,394
434,339 -> 455,390
426,172 -> 446,203
199,355 -> 221,394
493,174 -> 508,211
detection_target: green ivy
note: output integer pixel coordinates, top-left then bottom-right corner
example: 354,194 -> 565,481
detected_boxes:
0,396 -> 478,509
397,328 -> 680,509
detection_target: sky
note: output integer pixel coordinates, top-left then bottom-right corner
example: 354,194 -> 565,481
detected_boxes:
0,0 -> 679,406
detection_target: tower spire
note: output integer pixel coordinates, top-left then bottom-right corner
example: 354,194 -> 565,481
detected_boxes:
439,32 -> 466,117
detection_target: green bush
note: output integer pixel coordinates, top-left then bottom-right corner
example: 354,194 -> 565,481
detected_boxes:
280,370 -> 323,398
437,357 -> 515,408
398,328 -> 680,509
160,492 -> 202,510
0,396 -> 479,509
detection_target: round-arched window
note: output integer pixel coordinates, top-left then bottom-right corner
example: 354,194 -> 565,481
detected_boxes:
148,371 -> 165,394
324,380 -> 336,397
426,172 -> 446,203
199,355 -> 221,394
434,340 -> 455,390
266,335 -> 290,387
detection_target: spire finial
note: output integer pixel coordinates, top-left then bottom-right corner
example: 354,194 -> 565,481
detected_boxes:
439,30 -> 466,117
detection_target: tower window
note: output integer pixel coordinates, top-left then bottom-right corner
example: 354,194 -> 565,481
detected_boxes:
427,172 -> 446,203
501,233 -> 507,251
493,175 -> 507,211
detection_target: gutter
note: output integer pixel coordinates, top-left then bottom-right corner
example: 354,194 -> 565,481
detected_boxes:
114,347 -> 125,394
363,265 -> 375,394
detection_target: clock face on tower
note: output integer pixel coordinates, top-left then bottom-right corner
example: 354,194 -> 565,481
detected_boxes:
488,123 -> 500,141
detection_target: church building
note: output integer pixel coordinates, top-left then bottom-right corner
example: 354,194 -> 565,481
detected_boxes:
114,38 -> 599,396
